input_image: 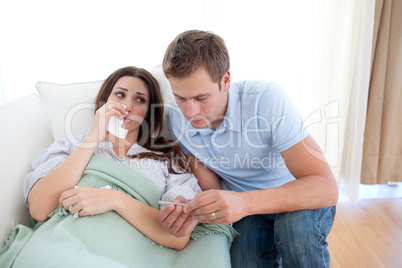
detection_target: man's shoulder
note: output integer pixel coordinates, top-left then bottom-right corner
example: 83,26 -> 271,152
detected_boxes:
231,80 -> 286,105
167,104 -> 186,135
233,80 -> 284,96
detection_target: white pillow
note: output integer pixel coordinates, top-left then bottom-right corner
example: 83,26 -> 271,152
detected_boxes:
150,64 -> 176,139
36,80 -> 102,140
36,65 -> 176,141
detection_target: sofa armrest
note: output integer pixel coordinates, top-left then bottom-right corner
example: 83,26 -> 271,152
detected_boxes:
0,94 -> 54,243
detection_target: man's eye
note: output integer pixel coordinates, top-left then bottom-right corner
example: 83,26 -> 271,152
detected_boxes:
196,97 -> 206,101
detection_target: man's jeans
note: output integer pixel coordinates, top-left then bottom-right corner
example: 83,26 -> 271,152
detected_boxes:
230,206 -> 336,268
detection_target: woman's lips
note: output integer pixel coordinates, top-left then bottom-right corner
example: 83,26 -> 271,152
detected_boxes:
123,116 -> 131,123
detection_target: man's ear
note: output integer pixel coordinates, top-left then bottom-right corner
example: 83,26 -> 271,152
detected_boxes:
221,71 -> 231,92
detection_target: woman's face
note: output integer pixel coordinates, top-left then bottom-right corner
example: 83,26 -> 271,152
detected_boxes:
107,76 -> 150,139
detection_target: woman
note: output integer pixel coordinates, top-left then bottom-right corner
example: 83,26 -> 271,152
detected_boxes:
24,66 -> 201,250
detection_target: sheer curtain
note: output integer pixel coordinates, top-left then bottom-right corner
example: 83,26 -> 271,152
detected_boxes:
0,0 -> 374,202
336,0 -> 376,203
304,1 -> 375,203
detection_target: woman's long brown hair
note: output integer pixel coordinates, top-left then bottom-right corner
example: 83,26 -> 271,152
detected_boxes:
94,66 -> 190,174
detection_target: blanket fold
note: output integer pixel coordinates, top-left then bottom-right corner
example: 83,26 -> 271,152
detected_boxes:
0,155 -> 236,268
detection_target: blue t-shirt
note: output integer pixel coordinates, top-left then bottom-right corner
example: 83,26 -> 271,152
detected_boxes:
168,80 -> 310,192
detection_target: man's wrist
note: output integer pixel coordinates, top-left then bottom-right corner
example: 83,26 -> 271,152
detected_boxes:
237,191 -> 253,217
240,189 -> 272,216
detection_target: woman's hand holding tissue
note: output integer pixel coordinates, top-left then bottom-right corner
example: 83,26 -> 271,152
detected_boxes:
87,102 -> 127,144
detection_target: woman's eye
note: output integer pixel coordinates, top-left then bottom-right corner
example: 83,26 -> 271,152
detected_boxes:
137,97 -> 145,103
116,92 -> 125,98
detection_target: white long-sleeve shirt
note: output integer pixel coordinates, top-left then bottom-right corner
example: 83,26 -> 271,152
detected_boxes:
24,135 -> 201,208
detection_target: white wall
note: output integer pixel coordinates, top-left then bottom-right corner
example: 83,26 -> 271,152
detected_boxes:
0,0 -> 311,106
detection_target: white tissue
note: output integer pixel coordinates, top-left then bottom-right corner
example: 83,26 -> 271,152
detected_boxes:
107,104 -> 128,139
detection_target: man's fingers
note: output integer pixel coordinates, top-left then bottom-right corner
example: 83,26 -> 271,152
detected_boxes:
184,192 -> 215,214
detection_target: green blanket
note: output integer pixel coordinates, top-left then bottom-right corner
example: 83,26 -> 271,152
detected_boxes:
0,156 -> 237,268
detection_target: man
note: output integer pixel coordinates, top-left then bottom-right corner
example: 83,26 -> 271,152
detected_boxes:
158,30 -> 338,267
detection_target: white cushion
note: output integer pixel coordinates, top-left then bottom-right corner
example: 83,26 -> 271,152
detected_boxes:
35,65 -> 176,141
36,80 -> 102,140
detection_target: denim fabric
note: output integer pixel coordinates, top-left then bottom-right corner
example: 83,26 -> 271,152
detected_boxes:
230,206 -> 336,268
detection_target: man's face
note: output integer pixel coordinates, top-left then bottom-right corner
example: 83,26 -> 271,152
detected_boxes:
168,67 -> 231,130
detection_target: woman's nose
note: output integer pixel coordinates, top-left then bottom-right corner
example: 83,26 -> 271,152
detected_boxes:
123,103 -> 131,114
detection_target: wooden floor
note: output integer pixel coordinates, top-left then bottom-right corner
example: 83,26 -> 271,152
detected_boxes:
328,199 -> 402,268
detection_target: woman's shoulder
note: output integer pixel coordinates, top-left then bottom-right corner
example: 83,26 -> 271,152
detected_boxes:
44,134 -> 87,154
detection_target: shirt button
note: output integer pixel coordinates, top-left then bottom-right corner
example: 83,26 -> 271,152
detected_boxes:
220,156 -> 224,160
216,145 -> 220,149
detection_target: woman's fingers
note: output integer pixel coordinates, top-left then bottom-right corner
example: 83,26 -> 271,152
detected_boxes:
60,187 -> 114,217
158,204 -> 197,237
104,102 -> 126,120
89,102 -> 126,142
59,188 -> 77,206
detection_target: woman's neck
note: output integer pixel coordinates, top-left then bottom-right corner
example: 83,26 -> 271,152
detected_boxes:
106,134 -> 137,160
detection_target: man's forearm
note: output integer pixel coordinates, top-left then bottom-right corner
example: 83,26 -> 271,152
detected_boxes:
243,175 -> 338,216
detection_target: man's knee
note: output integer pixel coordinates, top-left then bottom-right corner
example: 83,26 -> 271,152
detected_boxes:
230,208 -> 336,267
275,206 -> 335,238
274,207 -> 336,267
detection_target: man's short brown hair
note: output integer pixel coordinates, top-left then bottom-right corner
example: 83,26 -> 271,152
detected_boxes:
162,30 -> 230,85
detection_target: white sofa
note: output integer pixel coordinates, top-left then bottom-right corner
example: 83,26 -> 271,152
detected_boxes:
0,65 -> 175,243
0,94 -> 53,243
